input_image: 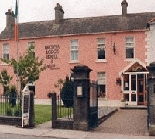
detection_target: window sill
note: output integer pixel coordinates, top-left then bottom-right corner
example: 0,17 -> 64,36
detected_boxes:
96,60 -> 107,63
1,62 -> 9,66
69,61 -> 80,64
124,58 -> 134,62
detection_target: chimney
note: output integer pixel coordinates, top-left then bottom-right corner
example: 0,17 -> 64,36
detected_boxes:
5,9 -> 15,30
54,3 -> 64,24
121,0 -> 128,17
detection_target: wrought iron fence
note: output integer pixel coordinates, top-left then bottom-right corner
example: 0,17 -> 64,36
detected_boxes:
0,95 -> 22,117
57,95 -> 73,120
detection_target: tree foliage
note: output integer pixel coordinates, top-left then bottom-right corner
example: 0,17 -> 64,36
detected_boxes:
0,69 -> 13,94
1,45 -> 46,91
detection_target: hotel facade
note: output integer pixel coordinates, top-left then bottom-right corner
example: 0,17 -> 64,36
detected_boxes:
1,0 -> 155,106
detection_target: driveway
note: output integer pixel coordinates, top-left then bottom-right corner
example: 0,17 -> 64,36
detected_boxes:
94,109 -> 148,136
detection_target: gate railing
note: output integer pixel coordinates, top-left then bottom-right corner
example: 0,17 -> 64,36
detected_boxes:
52,93 -> 74,129
89,81 -> 98,129
90,81 -> 98,107
56,95 -> 73,120
0,95 -> 22,117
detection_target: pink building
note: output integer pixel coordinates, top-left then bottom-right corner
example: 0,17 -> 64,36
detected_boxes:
0,0 -> 155,106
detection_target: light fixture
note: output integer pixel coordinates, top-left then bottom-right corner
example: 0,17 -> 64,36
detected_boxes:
113,43 -> 116,55
116,77 -> 121,86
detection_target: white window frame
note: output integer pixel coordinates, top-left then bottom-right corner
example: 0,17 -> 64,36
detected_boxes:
28,42 -> 35,57
70,39 -> 78,62
97,72 -> 106,84
2,43 -> 9,60
97,72 -> 106,98
97,38 -> 106,61
125,36 -> 134,60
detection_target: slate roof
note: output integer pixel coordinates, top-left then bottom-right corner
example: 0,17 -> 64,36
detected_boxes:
1,12 -> 155,40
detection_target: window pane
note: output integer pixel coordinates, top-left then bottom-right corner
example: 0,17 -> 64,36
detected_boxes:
97,38 -> 105,60
71,51 -> 78,60
98,72 -> 106,84
124,94 -> 129,101
125,37 -> 134,59
98,48 -> 105,59
98,72 -> 105,79
3,54 -> 9,60
98,85 -> 106,98
98,38 -> 105,44
124,74 -> 129,90
131,75 -> 136,90
126,43 -> 134,47
70,40 -> 78,61
131,94 -> 136,101
139,95 -> 144,102
126,37 -> 133,41
71,40 -> 78,46
2,44 -> 9,60
71,46 -> 78,50
126,48 -> 134,58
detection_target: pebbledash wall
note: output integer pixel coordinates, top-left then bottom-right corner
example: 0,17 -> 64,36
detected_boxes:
0,0 -> 155,103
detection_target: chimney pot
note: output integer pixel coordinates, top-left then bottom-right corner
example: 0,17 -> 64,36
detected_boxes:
121,0 -> 128,17
54,3 -> 64,24
5,9 -> 15,30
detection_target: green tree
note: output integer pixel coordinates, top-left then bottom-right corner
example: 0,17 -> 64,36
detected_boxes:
0,69 -> 12,95
1,45 -> 46,92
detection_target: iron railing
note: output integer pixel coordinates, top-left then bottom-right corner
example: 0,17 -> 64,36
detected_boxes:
0,95 -> 22,117
57,95 -> 73,120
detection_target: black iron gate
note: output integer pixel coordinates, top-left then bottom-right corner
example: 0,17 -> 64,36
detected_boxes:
89,81 -> 98,129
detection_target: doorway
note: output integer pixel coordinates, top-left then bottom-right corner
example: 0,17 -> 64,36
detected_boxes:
122,73 -> 147,105
137,74 -> 146,105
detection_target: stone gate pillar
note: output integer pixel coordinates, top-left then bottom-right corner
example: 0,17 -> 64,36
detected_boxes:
147,62 -> 155,136
71,65 -> 92,131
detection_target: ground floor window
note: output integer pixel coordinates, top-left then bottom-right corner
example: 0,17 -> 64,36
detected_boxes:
97,72 -> 106,98
98,85 -> 106,98
123,93 -> 129,101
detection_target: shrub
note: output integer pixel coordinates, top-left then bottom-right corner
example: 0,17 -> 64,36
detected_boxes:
60,76 -> 74,108
6,108 -> 12,116
14,109 -> 22,116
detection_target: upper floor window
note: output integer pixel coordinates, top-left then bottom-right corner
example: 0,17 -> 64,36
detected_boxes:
97,38 -> 106,60
2,43 -> 9,60
125,37 -> 134,59
28,42 -> 35,58
70,39 -> 78,62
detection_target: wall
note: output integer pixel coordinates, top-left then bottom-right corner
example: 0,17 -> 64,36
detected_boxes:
0,30 -> 146,100
145,21 -> 155,65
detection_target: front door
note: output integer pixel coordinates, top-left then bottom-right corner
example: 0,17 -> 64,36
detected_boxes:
123,73 -> 147,106
137,74 -> 146,105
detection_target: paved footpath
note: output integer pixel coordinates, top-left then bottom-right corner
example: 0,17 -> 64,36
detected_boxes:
95,109 -> 149,137
0,108 -> 155,139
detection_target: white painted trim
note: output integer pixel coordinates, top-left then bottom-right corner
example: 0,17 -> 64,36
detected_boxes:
119,59 -> 147,76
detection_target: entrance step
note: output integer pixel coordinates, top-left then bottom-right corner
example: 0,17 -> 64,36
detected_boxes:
120,105 -> 147,110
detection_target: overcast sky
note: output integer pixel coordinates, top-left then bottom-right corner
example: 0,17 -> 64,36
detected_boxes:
0,0 -> 155,32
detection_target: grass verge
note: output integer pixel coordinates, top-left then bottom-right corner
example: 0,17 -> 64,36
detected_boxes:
34,105 -> 73,125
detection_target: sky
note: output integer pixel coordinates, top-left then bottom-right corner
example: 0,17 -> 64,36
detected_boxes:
0,0 -> 155,32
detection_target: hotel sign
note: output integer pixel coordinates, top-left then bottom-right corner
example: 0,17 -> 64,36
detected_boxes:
45,45 -> 60,70
22,86 -> 30,128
